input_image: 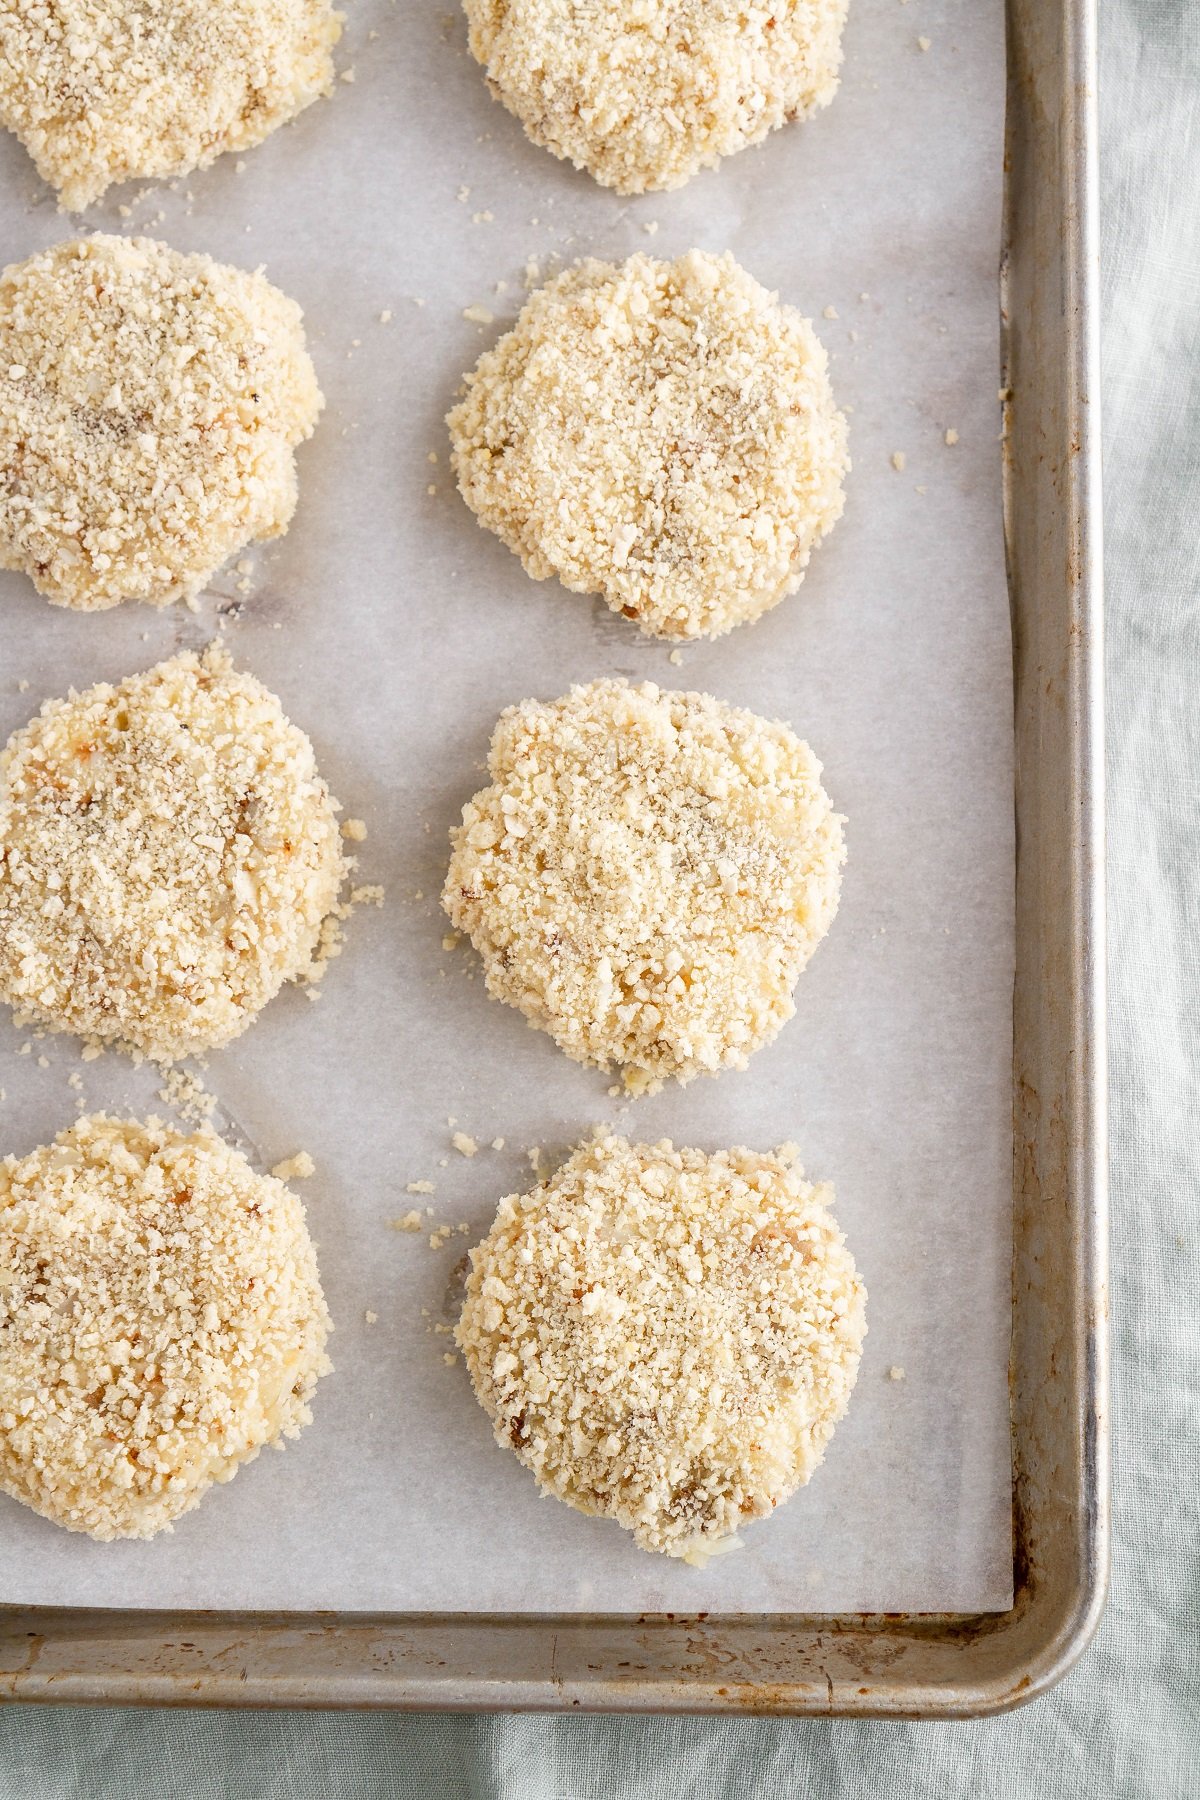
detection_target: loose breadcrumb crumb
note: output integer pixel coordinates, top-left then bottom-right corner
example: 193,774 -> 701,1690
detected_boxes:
0,1 -> 342,211
944,428 -> 959,446
0,645 -> 347,1059
891,450 -> 907,471
464,0 -> 848,194
888,1365 -> 906,1381
271,1150 -> 316,1181
407,1181 -> 436,1195
341,818 -> 368,842
443,679 -> 845,1087
158,1067 -> 218,1126
448,251 -> 847,641
0,1113 -> 330,1540
0,236 -> 322,611
392,1210 -> 424,1231
453,1132 -> 479,1157
458,1134 -> 865,1558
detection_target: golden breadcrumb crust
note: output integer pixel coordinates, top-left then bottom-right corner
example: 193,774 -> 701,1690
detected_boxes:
464,0 -> 847,194
0,645 -> 346,1060
443,678 -> 845,1090
458,1133 -> 866,1559
0,234 -> 322,611
0,0 -> 342,211
448,251 -> 847,640
0,1113 -> 331,1540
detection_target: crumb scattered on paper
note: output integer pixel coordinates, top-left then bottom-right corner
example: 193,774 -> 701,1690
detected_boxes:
452,1132 -> 478,1157
891,450 -> 907,471
158,1065 -> 217,1125
271,1151 -> 316,1181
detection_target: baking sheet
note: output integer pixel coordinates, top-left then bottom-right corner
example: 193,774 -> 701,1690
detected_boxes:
0,0 -> 1013,1614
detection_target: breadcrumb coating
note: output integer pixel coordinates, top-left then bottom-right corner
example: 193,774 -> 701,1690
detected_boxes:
0,1 -> 342,211
448,251 -> 847,640
0,645 -> 346,1060
458,1133 -> 866,1559
443,679 -> 845,1090
0,1113 -> 331,1541
464,0 -> 847,194
0,235 -> 322,611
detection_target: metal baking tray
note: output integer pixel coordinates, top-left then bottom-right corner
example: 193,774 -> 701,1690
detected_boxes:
0,0 -> 1105,1716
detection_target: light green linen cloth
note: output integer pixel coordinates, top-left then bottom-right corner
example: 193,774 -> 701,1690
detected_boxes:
0,1 -> 1196,1791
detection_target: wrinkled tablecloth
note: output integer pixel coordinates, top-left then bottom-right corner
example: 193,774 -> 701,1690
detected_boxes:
0,1 -> 1196,1793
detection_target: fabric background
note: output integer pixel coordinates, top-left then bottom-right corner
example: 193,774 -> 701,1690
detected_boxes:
0,0 -> 1195,1792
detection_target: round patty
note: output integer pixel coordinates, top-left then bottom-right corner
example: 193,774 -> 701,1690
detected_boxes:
442,678 -> 845,1091
0,645 -> 346,1060
0,0 -> 341,211
458,1132 -> 866,1560
0,234 -> 322,610
0,1112 -> 332,1540
448,251 -> 847,640
464,0 -> 848,194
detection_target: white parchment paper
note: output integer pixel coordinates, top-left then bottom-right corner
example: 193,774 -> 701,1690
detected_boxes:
0,0 -> 1013,1614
